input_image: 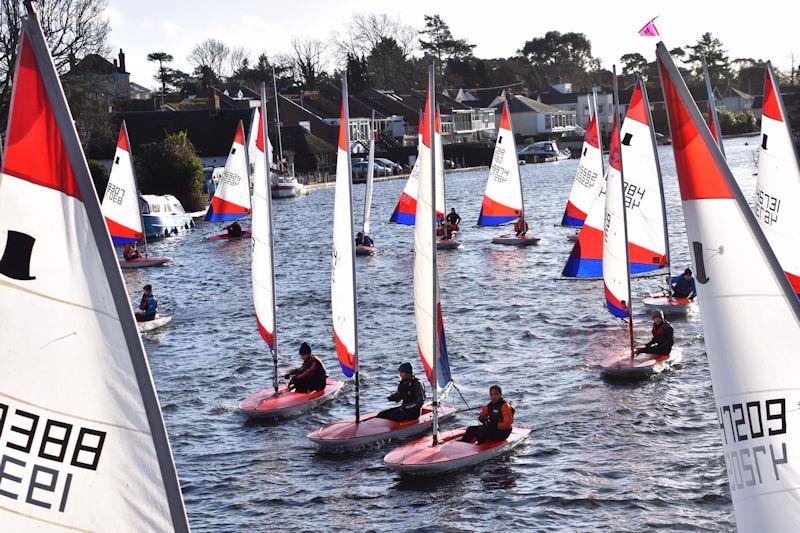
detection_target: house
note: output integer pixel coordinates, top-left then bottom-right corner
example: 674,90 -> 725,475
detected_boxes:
492,94 -> 577,137
129,81 -> 152,100
64,49 -> 131,100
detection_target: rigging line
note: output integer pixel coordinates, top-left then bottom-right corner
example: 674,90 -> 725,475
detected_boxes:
452,383 -> 477,413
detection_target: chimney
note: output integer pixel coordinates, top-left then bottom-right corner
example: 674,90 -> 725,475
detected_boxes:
68,51 -> 76,70
118,49 -> 126,73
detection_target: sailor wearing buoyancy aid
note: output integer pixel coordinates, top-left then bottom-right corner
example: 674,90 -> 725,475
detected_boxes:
461,385 -> 514,444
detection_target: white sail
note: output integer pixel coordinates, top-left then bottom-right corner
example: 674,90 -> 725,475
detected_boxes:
657,42 -> 800,531
562,95 -> 604,226
618,79 -> 668,272
206,121 -> 251,221
434,109 -> 446,219
331,86 -> 358,377
251,106 -> 276,352
756,63 -> 800,296
363,113 -> 375,236
602,114 -> 631,320
101,122 -> 143,244
0,10 -> 187,530
478,102 -> 523,226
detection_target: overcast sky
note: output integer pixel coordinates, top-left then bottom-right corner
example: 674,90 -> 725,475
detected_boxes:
107,0 -> 798,90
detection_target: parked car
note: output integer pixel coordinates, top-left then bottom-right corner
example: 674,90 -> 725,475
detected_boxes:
352,161 -> 389,180
375,158 -> 402,174
518,141 -> 571,162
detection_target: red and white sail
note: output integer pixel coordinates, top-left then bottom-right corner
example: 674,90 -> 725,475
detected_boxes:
478,102 -> 523,225
331,90 -> 358,377
251,106 -> 276,350
603,114 -> 632,319
658,42 -> 800,531
206,121 -> 251,222
390,107 -> 444,225
414,89 -> 452,388
755,63 -> 800,296
101,121 -> 143,244
363,113 -> 376,236
618,79 -> 668,272
562,96 -> 604,226
0,10 -> 187,530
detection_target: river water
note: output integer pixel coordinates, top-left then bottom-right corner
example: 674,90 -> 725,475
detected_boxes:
124,136 -> 760,531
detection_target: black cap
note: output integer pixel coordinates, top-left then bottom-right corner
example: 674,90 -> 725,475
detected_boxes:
398,362 -> 413,374
299,342 -> 311,355
144,284 -> 152,291
684,268 -> 692,276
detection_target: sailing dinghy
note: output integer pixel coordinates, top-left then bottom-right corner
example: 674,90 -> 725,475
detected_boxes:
239,85 -> 344,419
478,101 -> 539,246
0,5 -> 188,529
309,79 -> 455,451
561,91 -> 604,229
562,82 -> 667,280
384,64 -> 529,474
753,63 -> 800,297
101,121 -> 171,268
657,42 -> 800,531
356,111 -> 377,256
599,71 -> 682,378
137,315 -> 173,333
205,120 -> 251,239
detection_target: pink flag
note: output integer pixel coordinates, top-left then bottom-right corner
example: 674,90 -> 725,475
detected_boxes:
638,19 -> 660,37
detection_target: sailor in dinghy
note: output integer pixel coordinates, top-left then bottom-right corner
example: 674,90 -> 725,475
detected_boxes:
238,90 -> 344,419
205,121 -> 252,240
134,284 -> 172,333
479,102 -> 540,246
307,75 -> 456,452
384,63 -> 530,475
356,112 -> 378,256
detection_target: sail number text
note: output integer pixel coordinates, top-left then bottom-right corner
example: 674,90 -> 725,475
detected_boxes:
0,402 -> 106,513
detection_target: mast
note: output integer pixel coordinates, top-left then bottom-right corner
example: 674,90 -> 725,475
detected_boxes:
260,83 -> 280,395
507,104 -> 526,223
639,76 -> 672,285
272,67 -> 284,164
121,120 -> 149,257
341,74 -> 361,424
612,66 -> 635,360
701,56 -> 725,158
592,88 -> 605,174
363,110 -> 375,235
429,61 -> 440,446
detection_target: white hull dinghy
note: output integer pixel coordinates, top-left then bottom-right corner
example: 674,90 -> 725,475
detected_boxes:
642,294 -> 696,316
239,380 -> 345,419
491,235 -> 540,246
600,347 -> 683,378
137,315 -> 172,333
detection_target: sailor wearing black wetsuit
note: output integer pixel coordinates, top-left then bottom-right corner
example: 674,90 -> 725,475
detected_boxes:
285,342 -> 327,393
376,362 -> 425,422
635,310 -> 674,356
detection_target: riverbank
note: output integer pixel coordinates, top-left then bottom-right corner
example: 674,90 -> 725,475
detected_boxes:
305,165 -> 489,191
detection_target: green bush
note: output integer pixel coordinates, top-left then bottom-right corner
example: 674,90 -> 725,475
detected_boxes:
135,131 -> 206,211
715,108 -> 758,136
88,159 -> 110,198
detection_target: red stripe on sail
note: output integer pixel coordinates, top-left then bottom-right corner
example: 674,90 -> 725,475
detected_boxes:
2,32 -> 80,200
658,57 -> 734,201
256,318 -> 274,351
576,224 -> 604,260
334,330 -> 355,374
117,124 -> 130,152
707,103 -> 720,144
211,195 -> 250,216
105,217 -> 141,241
421,90 -> 432,149
500,102 -> 512,131
626,80 -> 649,125
585,115 -> 599,149
418,344 -> 434,385
256,111 -> 265,152
762,69 -> 783,122
564,200 -> 587,222
338,100 -> 348,151
481,195 -> 520,218
787,271 -> 800,296
609,116 -> 621,171
234,121 -> 245,145
629,241 -> 666,268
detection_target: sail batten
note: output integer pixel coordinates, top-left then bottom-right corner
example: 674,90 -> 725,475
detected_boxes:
0,10 -> 187,530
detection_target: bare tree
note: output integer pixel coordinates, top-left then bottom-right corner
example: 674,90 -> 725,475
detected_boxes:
330,13 -> 416,63
188,38 -> 229,77
1,0 -> 111,126
227,45 -> 249,77
290,37 -> 325,89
